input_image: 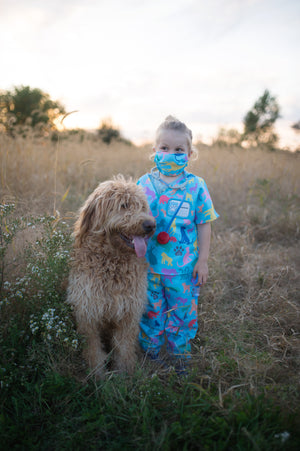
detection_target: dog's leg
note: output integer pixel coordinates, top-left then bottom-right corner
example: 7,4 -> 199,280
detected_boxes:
80,321 -> 108,379
111,320 -> 138,374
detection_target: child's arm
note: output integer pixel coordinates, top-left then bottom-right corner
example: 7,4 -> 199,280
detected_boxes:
193,222 -> 211,286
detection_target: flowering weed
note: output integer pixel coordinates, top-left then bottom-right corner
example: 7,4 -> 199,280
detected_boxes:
0,206 -> 80,389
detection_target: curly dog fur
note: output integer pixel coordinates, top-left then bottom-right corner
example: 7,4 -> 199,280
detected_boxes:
66,176 -> 155,378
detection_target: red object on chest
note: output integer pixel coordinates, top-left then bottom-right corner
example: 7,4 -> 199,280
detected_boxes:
157,232 -> 170,244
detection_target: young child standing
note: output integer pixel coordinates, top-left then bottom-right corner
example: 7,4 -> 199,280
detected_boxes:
138,116 -> 219,365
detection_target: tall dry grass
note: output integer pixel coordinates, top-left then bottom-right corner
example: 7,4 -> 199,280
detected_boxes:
1,131 -> 299,409
0,132 -> 151,215
1,132 -> 298,222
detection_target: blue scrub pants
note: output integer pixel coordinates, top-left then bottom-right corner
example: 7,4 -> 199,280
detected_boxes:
139,272 -> 199,358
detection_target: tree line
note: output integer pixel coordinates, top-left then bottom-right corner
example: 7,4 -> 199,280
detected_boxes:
0,85 -> 298,148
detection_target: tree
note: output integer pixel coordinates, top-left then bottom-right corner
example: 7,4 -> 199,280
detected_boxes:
214,127 -> 242,146
243,90 -> 280,148
291,121 -> 300,131
97,118 -> 131,145
0,86 -> 65,135
97,118 -> 121,144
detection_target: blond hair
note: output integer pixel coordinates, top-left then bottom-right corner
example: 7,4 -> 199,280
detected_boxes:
155,115 -> 193,151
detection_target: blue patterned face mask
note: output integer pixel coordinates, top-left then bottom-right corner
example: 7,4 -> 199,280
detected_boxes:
154,152 -> 188,176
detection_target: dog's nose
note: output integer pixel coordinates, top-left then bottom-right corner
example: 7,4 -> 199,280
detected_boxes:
142,219 -> 156,233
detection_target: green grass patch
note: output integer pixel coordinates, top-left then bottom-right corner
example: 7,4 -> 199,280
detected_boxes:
1,370 -> 298,450
0,204 -> 299,449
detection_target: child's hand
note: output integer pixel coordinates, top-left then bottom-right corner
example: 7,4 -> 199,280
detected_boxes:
193,259 -> 209,286
195,223 -> 211,286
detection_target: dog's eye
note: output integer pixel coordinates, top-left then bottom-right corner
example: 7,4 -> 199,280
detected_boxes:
121,203 -> 129,209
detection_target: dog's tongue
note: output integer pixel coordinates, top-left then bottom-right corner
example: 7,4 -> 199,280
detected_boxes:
133,236 -> 147,258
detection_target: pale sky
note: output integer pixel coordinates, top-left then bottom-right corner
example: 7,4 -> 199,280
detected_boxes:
1,0 -> 300,147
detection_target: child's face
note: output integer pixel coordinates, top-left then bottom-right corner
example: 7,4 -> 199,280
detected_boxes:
154,129 -> 191,158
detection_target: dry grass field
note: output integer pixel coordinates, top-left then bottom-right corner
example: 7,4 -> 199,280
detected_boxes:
1,131 -> 300,448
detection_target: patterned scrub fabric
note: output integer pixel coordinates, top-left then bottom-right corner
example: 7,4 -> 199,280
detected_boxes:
137,169 -> 219,275
138,169 -> 219,357
139,272 -> 199,357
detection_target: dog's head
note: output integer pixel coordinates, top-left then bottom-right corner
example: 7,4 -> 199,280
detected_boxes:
74,175 -> 156,257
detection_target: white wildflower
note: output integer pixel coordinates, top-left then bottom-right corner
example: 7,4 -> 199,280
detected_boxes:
275,431 -> 290,443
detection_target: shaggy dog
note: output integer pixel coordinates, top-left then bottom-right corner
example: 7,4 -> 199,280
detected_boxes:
67,176 -> 155,378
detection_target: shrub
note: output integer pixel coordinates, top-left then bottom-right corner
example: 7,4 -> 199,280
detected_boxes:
97,118 -> 131,145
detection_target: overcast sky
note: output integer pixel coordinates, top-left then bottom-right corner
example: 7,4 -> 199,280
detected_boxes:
1,0 -> 300,147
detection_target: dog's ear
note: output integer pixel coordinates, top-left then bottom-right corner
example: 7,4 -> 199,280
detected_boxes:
74,197 -> 97,247
74,189 -> 109,247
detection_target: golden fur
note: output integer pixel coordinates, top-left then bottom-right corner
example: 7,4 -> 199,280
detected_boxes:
66,176 -> 155,378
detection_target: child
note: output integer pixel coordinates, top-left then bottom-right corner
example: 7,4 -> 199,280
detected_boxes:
138,116 -> 219,365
